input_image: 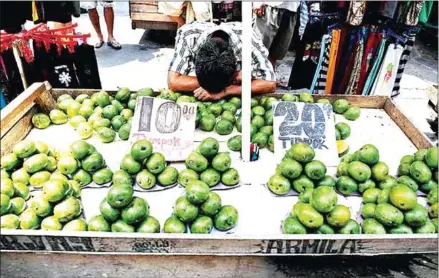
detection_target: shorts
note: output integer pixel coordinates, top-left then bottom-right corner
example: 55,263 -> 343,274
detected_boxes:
81,1 -> 114,10
254,5 -> 297,60
158,2 -> 211,23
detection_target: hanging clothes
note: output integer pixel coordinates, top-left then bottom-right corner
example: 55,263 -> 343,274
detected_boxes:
391,32 -> 417,97
345,30 -> 365,95
397,1 -> 423,26
0,49 -> 25,103
419,1 -> 434,24
362,38 -> 387,96
379,1 -> 398,19
356,31 -> 383,95
370,43 -> 404,96
346,0 -> 367,26
310,34 -> 331,94
332,28 -> 357,94
325,28 -> 340,94
73,44 -> 102,89
335,29 -> 359,94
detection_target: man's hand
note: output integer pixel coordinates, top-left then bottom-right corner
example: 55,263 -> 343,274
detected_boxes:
194,87 -> 225,101
253,4 -> 265,17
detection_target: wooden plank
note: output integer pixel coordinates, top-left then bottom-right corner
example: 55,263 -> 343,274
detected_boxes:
0,231 -> 437,256
130,12 -> 175,23
0,83 -> 47,138
0,106 -> 37,157
132,20 -> 177,31
384,98 -> 433,149
130,4 -> 159,13
35,81 -> 57,113
266,93 -> 387,109
2,252 -> 437,277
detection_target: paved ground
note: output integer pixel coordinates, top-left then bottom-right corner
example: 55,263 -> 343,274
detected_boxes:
14,3 -> 431,278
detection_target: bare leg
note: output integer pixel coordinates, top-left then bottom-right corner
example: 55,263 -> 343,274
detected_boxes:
88,8 -> 104,41
49,22 -> 73,34
168,15 -> 185,28
104,7 -> 115,41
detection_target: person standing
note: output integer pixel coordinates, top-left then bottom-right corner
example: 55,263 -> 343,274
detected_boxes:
253,2 -> 299,70
81,1 -> 121,50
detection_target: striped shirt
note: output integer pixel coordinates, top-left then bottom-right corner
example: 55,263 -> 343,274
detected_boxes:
169,21 -> 275,81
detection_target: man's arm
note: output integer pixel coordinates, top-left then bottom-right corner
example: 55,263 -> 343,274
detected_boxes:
167,71 -> 200,92
251,79 -> 276,95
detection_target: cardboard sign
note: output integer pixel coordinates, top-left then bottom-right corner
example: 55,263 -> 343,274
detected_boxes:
272,101 -> 338,166
129,97 -> 197,161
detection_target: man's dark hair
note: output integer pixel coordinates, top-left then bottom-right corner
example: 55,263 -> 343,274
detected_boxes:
195,37 -> 236,93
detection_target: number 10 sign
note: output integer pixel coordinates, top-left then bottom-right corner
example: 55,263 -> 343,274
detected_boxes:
272,101 -> 339,166
129,97 -> 197,161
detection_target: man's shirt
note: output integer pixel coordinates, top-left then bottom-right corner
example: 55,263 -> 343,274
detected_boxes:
169,21 -> 275,81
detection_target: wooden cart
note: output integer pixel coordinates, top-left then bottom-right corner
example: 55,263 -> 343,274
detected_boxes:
129,1 -> 178,31
1,83 -> 437,272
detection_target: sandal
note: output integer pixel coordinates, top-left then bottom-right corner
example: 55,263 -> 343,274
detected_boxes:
107,40 -> 122,50
94,40 -> 104,49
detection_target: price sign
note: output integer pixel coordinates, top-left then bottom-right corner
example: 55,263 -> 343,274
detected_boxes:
129,97 -> 197,161
272,101 -> 338,166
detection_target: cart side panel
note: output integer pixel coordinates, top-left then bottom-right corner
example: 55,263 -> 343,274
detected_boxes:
384,98 -> 433,149
1,234 -> 437,256
0,82 -> 50,137
1,106 -> 38,157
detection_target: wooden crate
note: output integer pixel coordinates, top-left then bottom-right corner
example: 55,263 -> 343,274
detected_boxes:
0,83 -> 437,256
129,1 -> 177,31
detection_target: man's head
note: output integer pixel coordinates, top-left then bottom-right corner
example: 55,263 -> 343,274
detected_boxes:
195,36 -> 236,93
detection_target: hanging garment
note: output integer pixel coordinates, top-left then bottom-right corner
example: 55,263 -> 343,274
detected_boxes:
362,38 -> 387,96
370,43 -> 404,96
391,33 -> 417,97
288,22 -> 324,89
419,1 -> 434,24
345,32 -> 364,95
325,29 -> 340,94
0,49 -> 25,103
335,30 -> 359,94
310,35 -> 332,94
310,34 -> 331,94
379,1 -> 398,19
356,31 -> 383,95
397,1 -> 423,26
332,28 -> 356,94
73,44 -> 102,89
346,0 -> 366,26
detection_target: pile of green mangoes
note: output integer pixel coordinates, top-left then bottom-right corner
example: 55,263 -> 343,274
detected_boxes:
31,87 -> 151,142
397,147 -> 438,194
250,93 -> 358,153
336,144 -> 392,196
267,143 -> 334,196
196,98 -> 242,136
118,139 -> 178,190
164,182 -> 238,234
179,138 -> 240,188
360,183 -> 436,234
89,191 -> 159,233
332,99 -> 361,121
283,185 -> 360,234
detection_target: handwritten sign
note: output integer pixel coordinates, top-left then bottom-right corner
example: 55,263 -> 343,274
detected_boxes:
272,101 -> 338,166
129,97 -> 197,161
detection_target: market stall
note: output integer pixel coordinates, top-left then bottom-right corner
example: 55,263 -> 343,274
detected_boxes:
1,82 -> 437,257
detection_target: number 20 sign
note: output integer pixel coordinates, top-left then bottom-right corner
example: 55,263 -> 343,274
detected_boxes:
129,97 -> 197,161
272,101 -> 339,166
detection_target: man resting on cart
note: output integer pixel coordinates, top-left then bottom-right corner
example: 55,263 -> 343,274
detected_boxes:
167,21 -> 276,101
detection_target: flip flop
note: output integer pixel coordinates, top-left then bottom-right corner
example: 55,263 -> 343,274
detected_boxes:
95,40 -> 104,49
107,40 -> 122,50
